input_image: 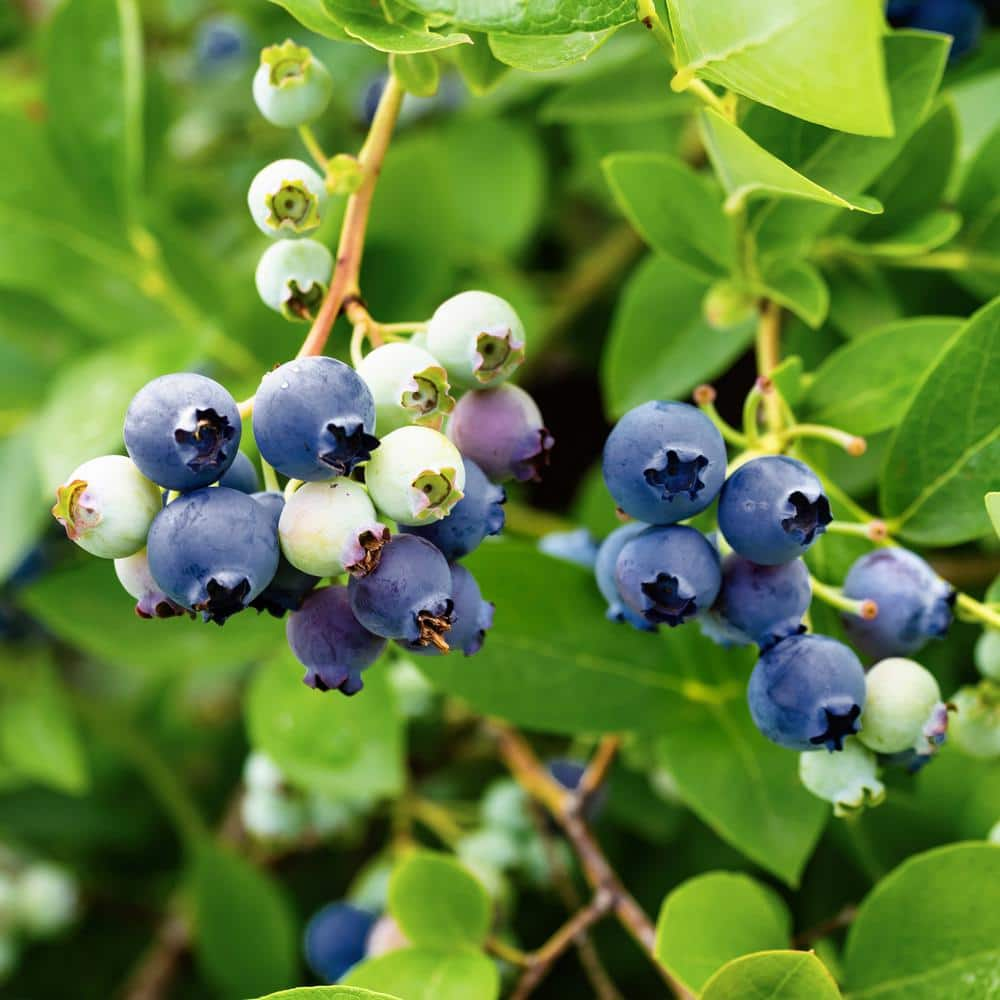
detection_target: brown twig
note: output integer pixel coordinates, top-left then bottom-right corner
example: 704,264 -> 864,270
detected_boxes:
577,735 -> 622,802
755,300 -> 783,430
792,904 -> 858,949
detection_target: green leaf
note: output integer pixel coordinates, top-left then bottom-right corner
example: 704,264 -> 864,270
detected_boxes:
393,0 -> 634,34
702,951 -> 841,1000
246,649 -> 404,800
254,989 -> 402,1000
390,52 -> 440,96
668,0 -> 891,136
836,210 -> 961,258
266,0 -> 351,39
602,153 -> 734,279
699,110 -> 883,215
488,29 -> 616,71
338,12 -> 471,54
844,844 -> 1000,998
451,33 -> 509,93
191,842 -> 297,999
824,261 -> 902,339
805,317 -> 962,435
46,0 -> 144,222
345,948 -> 499,1000
601,256 -> 756,419
753,259 -> 829,328
655,872 -> 791,994
389,851 -> 491,949
948,68 -> 1000,177
881,299 -> 1000,544
0,429 -> 46,584
988,493 -> 1000,538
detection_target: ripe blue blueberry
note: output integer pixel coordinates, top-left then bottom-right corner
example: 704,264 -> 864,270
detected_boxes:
748,634 -> 867,751
718,455 -> 831,565
841,547 -> 955,659
303,901 -> 376,983
252,40 -> 333,128
401,458 -> 505,560
615,525 -> 721,628
356,342 -> 455,434
255,239 -> 334,321
601,401 -> 726,524
594,521 -> 655,631
403,563 -> 493,657
124,373 -> 241,492
219,451 -> 260,494
856,657 -> 947,756
248,158 -> 327,237
712,555 -> 811,650
253,356 -> 378,481
194,15 -> 250,76
248,491 -> 319,616
114,548 -> 186,619
447,383 -> 554,483
538,528 -> 599,570
887,0 -> 982,61
348,534 -> 453,649
287,585 -> 387,695
147,487 -> 279,624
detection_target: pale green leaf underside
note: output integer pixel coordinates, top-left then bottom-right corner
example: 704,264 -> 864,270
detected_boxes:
701,950 -> 841,1000
836,210 -> 962,258
345,948 -> 500,1000
339,13 -> 471,53
393,0 -> 634,34
988,493 -> 1000,538
488,28 -> 616,70
753,259 -> 829,328
254,988 -> 401,1000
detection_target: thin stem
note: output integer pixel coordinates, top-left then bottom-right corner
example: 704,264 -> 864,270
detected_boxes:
261,458 -> 279,494
350,322 -> 367,368
408,798 -> 465,847
742,377 -> 771,446
694,385 -> 749,448
956,592 -> 1000,631
636,0 -> 675,61
780,424 -> 866,457
577,736 -> 622,802
504,501 -> 574,539
810,575 -> 878,621
755,300 -> 783,430
298,123 -> 328,169
878,250 -> 1000,275
792,905 -> 858,949
283,477 -> 302,501
378,321 -> 427,335
487,937 -> 532,967
826,520 -> 890,544
687,78 -> 729,116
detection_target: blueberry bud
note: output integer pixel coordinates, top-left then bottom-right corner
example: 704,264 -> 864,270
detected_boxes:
252,40 -> 333,127
447,383 -> 553,483
248,158 -> 327,237
304,901 -> 376,983
799,737 -> 885,818
856,657 -> 946,757
356,342 -> 455,434
114,548 -> 186,619
401,562 -> 493,657
594,521 -> 655,631
255,239 -> 333,321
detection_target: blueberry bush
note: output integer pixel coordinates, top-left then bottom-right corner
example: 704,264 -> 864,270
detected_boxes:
1,1 -> 1000,997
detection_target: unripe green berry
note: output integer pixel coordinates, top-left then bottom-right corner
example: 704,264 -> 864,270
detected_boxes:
255,239 -> 333,320
857,657 -> 944,755
15,864 -> 78,937
799,737 -> 885,818
248,158 -> 327,237
989,819 -> 1000,844
356,342 -> 455,434
253,40 -> 333,127
364,426 -> 465,525
949,684 -> 1000,759
243,751 -> 285,793
702,280 -> 755,329
114,548 -> 185,619
426,290 -> 525,390
975,628 -> 1000,681
457,827 -> 522,873
241,787 -> 308,841
52,456 -> 162,559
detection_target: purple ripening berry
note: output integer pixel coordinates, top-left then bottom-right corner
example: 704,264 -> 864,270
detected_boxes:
402,562 -> 494,657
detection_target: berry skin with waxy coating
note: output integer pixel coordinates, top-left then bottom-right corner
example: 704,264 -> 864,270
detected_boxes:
248,158 -> 327,237
218,451 -> 260,494
403,563 -> 493,657
400,458 -> 505,560
279,479 -> 389,578
799,738 -> 885,818
426,290 -> 526,390
303,901 -> 376,983
248,491 -> 319,616
842,547 -> 955,659
447,383 -> 554,483
124,373 -> 242,492
255,239 -> 333,321
718,455 -> 832,565
601,401 -> 726,525
748,634 -> 867,752
594,521 -> 655,632
945,684 -> 1000,759
856,657 -> 946,756
287,585 -> 387,695
713,555 -> 811,650
52,456 -> 162,559
615,525 -> 721,628
253,356 -> 378,482
364,425 -> 466,526
252,40 -> 333,128
348,534 -> 454,649
114,549 -> 186,619
356,341 -> 455,434
147,487 -> 279,624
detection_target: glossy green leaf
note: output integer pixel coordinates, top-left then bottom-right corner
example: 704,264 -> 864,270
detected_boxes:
753,260 -> 829,329
824,261 -> 902,339
0,429 -> 46,584
948,68 -> 1000,176
602,153 -> 734,279
338,12 -> 471,54
389,851 -> 491,949
246,649 -> 404,800
837,210 -> 961,258
844,844 -> 1000,998
668,0 -> 891,136
346,948 -> 499,1000
805,317 -> 962,435
988,493 -> 1000,538
394,0 -> 633,34
699,110 -> 882,215
390,52 -> 440,96
191,843 -> 297,999
601,255 -> 756,419
655,872 -> 791,993
702,951 -> 841,1000
488,29 -> 616,71
881,299 -> 1000,544
254,989 -> 401,1000
267,0 -> 351,39
451,33 -> 509,93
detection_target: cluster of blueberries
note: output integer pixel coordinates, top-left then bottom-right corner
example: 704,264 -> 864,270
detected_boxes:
593,400 -> 956,815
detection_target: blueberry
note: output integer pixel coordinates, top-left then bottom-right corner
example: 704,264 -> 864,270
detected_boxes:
857,657 -> 947,756
718,456 -> 831,565
248,158 -> 327,237
348,534 -> 453,649
114,548 -> 186,619
219,451 -> 260,494
194,15 -> 250,76
253,356 -> 378,481
124,373 -> 242,491
601,401 -> 726,524
842,547 -> 955,659
303,901 -> 376,983
447,383 -> 553,483
248,491 -> 319,616
255,239 -> 333,321
537,528 -> 599,570
402,562 -> 493,657
52,455 -> 162,559
594,521 -> 655,631
356,342 -> 455,434
798,737 -> 885,817
147,487 -> 279,623
615,525 -> 721,628
426,290 -> 526,390
748,634 -> 866,751
287,585 -> 387,695
712,555 -> 811,650
278,479 -> 388,578
252,40 -> 333,127
887,0 -> 983,61
364,426 -> 466,525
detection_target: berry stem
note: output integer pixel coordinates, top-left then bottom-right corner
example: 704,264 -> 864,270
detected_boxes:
349,321 -> 367,368
694,385 -> 749,447
825,519 -> 890,544
636,0 -> 676,62
955,592 -> 1000,630
260,458 -> 279,494
779,423 -> 867,457
297,123 -> 328,169
809,574 -> 878,620
755,300 -> 784,430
